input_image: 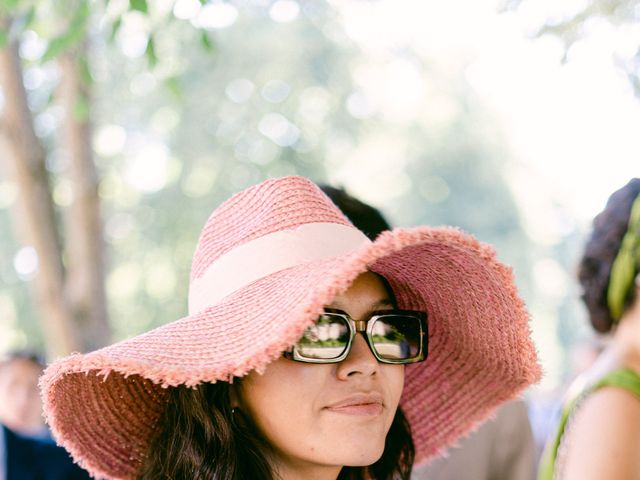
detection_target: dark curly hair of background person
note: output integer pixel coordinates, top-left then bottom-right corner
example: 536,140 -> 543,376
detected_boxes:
578,178 -> 640,333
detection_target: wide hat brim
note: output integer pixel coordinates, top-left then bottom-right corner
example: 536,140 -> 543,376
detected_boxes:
41,226 -> 540,479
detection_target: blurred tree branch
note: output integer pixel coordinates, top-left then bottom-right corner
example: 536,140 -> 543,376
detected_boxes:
0,5 -> 110,356
0,17 -> 81,357
59,47 -> 110,351
0,0 -> 223,356
503,0 -> 640,97
0,0 -> 221,355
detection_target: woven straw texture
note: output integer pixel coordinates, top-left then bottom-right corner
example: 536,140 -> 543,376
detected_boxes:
41,176 -> 541,479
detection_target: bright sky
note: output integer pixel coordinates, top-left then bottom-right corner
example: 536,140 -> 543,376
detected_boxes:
331,0 -> 640,388
334,0 -> 640,233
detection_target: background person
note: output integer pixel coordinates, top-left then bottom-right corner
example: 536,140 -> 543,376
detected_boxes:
538,178 -> 640,480
321,185 -> 537,480
0,352 -> 47,438
0,351 -> 90,480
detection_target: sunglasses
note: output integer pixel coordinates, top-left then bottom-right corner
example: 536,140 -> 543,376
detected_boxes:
284,308 -> 428,364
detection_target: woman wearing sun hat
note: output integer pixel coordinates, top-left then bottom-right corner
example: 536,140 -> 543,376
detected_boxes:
41,176 -> 540,480
538,178 -> 640,480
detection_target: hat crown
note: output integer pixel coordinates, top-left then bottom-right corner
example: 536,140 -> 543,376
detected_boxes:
190,176 -> 351,282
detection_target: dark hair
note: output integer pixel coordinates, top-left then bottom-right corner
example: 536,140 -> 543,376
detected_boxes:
578,178 -> 640,333
139,382 -> 414,479
320,186 -> 391,240
0,350 -> 45,369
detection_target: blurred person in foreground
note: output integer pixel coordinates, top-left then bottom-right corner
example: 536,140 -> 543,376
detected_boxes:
538,178 -> 640,480
0,351 -> 90,480
321,185 -> 536,480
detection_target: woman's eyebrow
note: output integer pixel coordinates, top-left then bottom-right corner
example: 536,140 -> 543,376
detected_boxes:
326,298 -> 393,311
372,299 -> 394,309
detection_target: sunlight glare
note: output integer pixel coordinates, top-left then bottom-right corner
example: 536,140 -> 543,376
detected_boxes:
269,0 -> 300,23
14,247 -> 38,281
124,140 -> 170,192
195,2 -> 239,29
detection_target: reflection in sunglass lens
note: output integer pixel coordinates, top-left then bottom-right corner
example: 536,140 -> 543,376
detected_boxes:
295,314 -> 350,360
370,315 -> 421,360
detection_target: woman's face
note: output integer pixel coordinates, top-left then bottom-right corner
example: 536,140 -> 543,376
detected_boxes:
237,272 -> 405,479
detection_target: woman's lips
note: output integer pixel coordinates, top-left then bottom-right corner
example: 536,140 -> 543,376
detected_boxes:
324,393 -> 384,416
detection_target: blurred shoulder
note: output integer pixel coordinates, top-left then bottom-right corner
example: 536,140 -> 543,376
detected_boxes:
561,386 -> 640,480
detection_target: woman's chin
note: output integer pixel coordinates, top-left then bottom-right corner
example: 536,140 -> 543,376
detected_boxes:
332,444 -> 386,467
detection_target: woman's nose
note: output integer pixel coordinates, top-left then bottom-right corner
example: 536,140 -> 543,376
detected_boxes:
336,333 -> 380,379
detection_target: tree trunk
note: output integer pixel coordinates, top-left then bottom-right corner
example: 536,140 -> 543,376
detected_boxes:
0,31 -> 80,358
58,50 -> 111,350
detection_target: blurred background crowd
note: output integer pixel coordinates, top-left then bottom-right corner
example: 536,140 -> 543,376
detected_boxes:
1,0 -> 639,478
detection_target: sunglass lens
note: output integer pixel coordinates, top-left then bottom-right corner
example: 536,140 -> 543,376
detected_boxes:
294,314 -> 350,360
370,315 -> 422,361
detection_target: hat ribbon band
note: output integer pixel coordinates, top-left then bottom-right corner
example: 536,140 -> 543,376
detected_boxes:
188,222 -> 371,315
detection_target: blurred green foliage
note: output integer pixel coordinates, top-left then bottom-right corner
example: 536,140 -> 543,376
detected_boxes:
0,0 -> 547,361
506,0 -> 640,97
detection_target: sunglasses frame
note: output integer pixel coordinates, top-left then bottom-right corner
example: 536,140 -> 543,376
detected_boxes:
284,308 -> 428,365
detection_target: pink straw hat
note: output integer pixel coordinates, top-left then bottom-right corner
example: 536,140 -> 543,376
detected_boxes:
41,176 -> 541,479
